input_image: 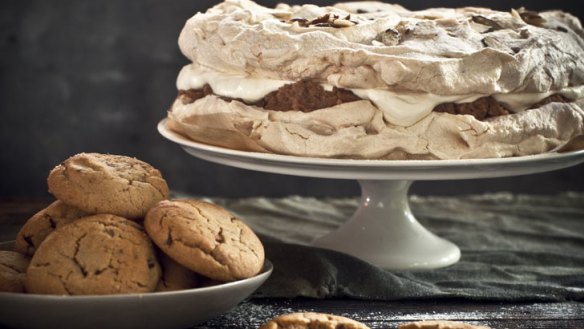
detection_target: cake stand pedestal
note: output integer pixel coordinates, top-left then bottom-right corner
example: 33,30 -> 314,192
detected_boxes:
311,179 -> 460,269
159,119 -> 584,270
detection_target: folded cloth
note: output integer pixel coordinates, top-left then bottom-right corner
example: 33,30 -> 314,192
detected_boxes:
208,193 -> 584,301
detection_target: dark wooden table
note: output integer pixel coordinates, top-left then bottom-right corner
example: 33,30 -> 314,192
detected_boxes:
2,199 -> 583,329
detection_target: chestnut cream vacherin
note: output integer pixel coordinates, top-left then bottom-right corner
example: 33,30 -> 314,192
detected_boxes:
167,0 -> 584,160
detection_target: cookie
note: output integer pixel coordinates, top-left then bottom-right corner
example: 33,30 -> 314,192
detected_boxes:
0,251 -> 30,293
25,214 -> 161,295
259,312 -> 370,329
155,252 -> 200,292
399,320 -> 492,329
47,153 -> 169,219
14,200 -> 88,257
144,199 -> 264,282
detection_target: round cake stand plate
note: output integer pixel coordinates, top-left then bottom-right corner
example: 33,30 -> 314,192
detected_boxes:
159,119 -> 584,270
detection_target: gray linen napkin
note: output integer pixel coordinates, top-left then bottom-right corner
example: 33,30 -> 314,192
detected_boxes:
209,193 -> 584,302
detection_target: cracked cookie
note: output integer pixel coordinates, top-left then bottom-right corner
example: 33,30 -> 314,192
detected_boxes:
14,200 -> 89,257
0,251 -> 31,293
47,153 -> 169,219
259,312 -> 370,329
25,214 -> 161,295
399,320 -> 491,329
144,199 -> 265,282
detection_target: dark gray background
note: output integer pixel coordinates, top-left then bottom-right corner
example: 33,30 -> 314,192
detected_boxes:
1,0 -> 583,198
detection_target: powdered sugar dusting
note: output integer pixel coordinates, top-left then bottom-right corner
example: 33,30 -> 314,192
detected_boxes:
194,301 -> 295,328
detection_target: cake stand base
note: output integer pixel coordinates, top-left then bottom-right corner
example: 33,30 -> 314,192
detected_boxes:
312,180 -> 460,270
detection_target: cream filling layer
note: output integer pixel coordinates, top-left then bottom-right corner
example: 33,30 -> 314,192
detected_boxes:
176,64 -> 584,126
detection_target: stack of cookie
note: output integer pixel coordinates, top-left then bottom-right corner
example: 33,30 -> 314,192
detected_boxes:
0,153 -> 265,295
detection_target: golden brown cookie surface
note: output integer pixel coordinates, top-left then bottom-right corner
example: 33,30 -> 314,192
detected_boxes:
144,199 -> 265,282
47,153 -> 169,219
25,214 -> 161,295
14,200 -> 88,257
259,312 -> 370,329
399,320 -> 492,329
0,250 -> 30,293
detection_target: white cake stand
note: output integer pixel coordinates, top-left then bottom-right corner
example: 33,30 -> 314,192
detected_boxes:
158,119 -> 584,270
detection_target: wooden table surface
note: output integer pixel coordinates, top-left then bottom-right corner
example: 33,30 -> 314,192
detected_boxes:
2,199 -> 583,329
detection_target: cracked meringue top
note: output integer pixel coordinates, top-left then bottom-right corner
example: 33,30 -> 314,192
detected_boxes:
178,0 -> 584,95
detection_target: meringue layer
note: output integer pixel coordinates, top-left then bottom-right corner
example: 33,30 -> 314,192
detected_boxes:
176,63 -> 584,126
178,0 -> 584,95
